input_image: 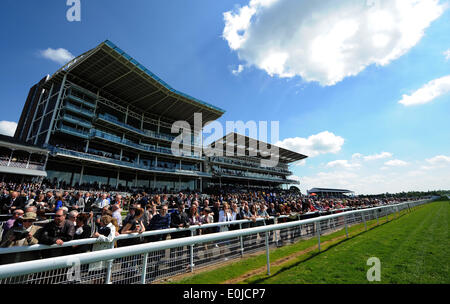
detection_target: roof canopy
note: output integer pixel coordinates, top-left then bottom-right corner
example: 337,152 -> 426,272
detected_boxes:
308,188 -> 354,193
0,135 -> 49,155
210,132 -> 308,163
45,40 -> 225,126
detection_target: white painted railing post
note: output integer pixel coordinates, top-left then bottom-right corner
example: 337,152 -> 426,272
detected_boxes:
274,217 -> 279,245
265,231 -> 270,276
239,223 -> 244,257
105,242 -> 115,284
190,230 -> 194,272
141,252 -> 148,284
344,214 -> 348,238
363,211 -> 367,231
317,220 -> 321,252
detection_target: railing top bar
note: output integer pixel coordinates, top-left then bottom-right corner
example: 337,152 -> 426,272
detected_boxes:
0,199 -> 429,279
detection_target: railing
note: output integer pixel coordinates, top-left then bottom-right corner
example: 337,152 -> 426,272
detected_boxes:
0,200 -> 430,284
209,157 -> 292,175
91,129 -> 202,160
98,114 -> 184,144
0,160 -> 45,171
56,125 -> 90,139
64,103 -> 95,118
61,114 -> 93,129
50,147 -> 209,177
214,171 -> 288,182
66,94 -> 96,109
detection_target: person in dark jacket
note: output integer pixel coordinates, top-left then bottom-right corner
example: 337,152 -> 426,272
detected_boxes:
169,203 -> 190,266
72,213 -> 92,254
2,191 -> 26,214
38,209 -> 75,258
147,204 -> 171,279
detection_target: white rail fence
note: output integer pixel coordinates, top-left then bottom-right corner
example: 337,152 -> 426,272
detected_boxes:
0,199 -> 430,284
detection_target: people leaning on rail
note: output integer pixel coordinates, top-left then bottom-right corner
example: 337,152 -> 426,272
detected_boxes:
0,212 -> 42,264
0,181 -> 432,266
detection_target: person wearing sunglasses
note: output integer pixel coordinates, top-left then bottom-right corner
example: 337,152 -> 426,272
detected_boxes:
38,209 -> 75,258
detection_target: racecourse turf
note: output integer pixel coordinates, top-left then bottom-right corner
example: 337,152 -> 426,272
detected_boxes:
170,200 -> 449,284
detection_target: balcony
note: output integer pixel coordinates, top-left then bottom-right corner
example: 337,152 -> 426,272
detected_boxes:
91,129 -> 203,160
61,114 -> 92,129
96,113 -> 200,147
50,147 -> 210,177
209,156 -> 292,175
66,94 -> 96,109
64,103 -> 95,118
57,124 -> 90,139
0,160 -> 45,171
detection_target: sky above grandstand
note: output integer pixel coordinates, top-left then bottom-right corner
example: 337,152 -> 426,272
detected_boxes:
0,0 -> 449,194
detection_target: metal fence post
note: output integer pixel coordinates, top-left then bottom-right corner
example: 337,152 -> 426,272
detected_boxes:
274,217 -> 279,246
363,211 -> 367,231
344,214 -> 348,238
376,209 -> 379,225
140,252 -> 148,284
190,230 -> 195,272
317,220 -> 321,252
265,231 -> 270,276
105,242 -> 115,284
239,223 -> 244,257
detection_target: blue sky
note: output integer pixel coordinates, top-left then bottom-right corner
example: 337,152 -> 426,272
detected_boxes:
1,0 -> 449,194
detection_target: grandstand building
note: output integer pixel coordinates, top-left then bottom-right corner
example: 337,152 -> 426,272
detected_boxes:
307,188 -> 354,198
207,133 -> 306,189
0,135 -> 48,183
13,40 -> 306,192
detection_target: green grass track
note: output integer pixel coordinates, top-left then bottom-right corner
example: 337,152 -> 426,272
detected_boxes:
170,201 -> 449,284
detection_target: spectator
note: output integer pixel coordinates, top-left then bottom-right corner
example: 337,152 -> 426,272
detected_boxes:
67,210 -> 79,227
111,204 -> 123,229
1,209 -> 24,239
0,212 -> 42,264
54,192 -> 64,212
38,209 -> 75,258
148,204 -> 171,275
169,203 -> 190,266
2,191 -> 26,214
188,205 -> 202,226
72,213 -> 92,254
89,215 -> 116,273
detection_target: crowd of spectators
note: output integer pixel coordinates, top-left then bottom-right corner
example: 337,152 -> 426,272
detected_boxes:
0,181 -> 422,266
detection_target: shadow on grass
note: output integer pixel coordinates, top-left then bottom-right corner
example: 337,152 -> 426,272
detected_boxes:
247,209 -> 417,284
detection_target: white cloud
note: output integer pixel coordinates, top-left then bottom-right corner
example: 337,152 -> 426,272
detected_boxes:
40,48 -> 75,65
363,152 -> 393,161
444,49 -> 450,60
294,159 -> 306,167
232,64 -> 245,75
399,75 -> 450,106
425,155 -> 450,166
223,0 -> 445,86
276,131 -> 344,158
0,121 -> 17,137
298,155 -> 450,194
351,153 -> 363,160
384,159 -> 409,167
326,159 -> 361,169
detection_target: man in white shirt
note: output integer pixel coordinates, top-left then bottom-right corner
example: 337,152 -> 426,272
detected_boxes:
98,193 -> 109,209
